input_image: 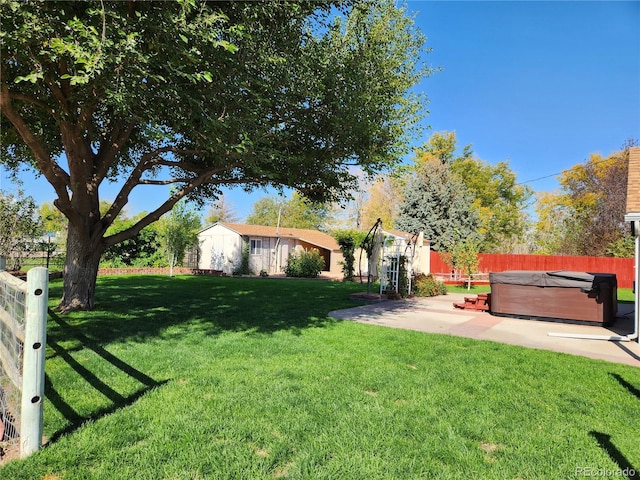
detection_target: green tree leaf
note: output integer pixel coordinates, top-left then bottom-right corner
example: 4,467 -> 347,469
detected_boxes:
1,0 -> 433,309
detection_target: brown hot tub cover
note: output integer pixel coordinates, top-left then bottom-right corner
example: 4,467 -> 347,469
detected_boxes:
489,270 -> 617,325
490,270 -> 615,289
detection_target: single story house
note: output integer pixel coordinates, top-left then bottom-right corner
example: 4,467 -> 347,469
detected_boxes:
197,222 -> 343,276
196,222 -> 431,279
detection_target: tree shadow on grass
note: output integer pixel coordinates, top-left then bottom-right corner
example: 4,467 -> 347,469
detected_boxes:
45,375 -> 168,444
611,373 -> 640,400
589,432 -> 638,479
47,276 -> 352,346
43,276 -> 358,442
46,309 -> 169,443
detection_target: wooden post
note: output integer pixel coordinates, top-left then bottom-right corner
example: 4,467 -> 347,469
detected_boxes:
0,256 -> 5,271
20,267 -> 48,457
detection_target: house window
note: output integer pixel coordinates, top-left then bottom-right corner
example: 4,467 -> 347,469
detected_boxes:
250,238 -> 262,255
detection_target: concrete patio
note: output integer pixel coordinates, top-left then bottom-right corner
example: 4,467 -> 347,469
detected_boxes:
329,292 -> 640,367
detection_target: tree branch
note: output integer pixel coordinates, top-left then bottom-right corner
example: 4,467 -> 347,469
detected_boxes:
45,79 -> 70,117
138,178 -> 192,185
96,145 -> 202,232
98,158 -> 250,244
144,147 -> 207,165
77,100 -> 98,132
56,59 -> 72,106
7,92 -> 52,115
0,82 -> 72,208
103,170 -> 213,246
94,118 -> 137,183
99,158 -> 148,231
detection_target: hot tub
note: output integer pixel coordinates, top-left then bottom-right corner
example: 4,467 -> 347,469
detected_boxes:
489,271 -> 617,325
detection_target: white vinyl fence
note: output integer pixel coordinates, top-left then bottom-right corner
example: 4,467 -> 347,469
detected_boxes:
0,258 -> 48,458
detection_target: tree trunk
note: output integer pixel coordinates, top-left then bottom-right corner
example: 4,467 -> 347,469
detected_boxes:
60,224 -> 105,312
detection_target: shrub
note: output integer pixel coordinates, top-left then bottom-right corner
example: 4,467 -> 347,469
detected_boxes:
337,236 -> 355,281
412,273 -> 447,297
333,229 -> 367,282
385,290 -> 403,300
233,242 -> 253,275
285,249 -> 325,278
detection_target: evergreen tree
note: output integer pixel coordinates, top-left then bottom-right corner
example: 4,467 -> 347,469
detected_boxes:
395,161 -> 480,251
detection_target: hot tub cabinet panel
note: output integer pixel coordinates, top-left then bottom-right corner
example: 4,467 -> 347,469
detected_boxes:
489,271 -> 617,325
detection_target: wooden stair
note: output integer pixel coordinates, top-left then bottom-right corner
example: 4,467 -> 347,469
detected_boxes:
453,293 -> 491,312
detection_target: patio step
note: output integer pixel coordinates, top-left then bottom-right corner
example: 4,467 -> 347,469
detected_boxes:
453,293 -> 491,311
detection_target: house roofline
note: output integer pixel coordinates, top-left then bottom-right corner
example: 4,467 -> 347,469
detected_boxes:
200,222 -> 340,251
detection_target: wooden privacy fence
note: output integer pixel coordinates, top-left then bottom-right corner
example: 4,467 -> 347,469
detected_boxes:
429,252 -> 635,289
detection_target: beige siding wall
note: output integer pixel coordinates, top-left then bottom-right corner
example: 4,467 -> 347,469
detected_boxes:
354,240 -> 431,277
198,224 -> 242,274
627,147 -> 640,214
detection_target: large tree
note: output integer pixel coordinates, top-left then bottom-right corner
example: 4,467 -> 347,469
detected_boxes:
414,130 -> 472,165
533,143 -> 635,256
0,189 -> 42,270
1,0 -> 431,310
246,192 -> 328,230
532,191 -> 571,255
204,194 -> 239,225
450,157 -> 532,252
414,131 -> 531,252
395,160 -> 480,251
360,175 -> 403,231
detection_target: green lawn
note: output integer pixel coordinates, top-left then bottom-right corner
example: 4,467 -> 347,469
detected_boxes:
1,276 -> 639,479
445,284 -> 492,294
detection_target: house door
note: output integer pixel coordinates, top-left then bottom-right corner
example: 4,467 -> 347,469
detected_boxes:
279,244 -> 289,272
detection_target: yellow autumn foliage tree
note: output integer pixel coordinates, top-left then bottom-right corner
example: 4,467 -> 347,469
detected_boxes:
533,144 -> 634,256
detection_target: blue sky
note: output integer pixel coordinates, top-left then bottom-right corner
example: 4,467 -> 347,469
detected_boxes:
413,0 -> 639,194
3,1 -> 639,221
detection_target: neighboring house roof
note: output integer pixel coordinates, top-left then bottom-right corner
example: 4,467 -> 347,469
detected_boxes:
383,229 -> 417,241
203,222 -> 341,251
382,228 -> 409,239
